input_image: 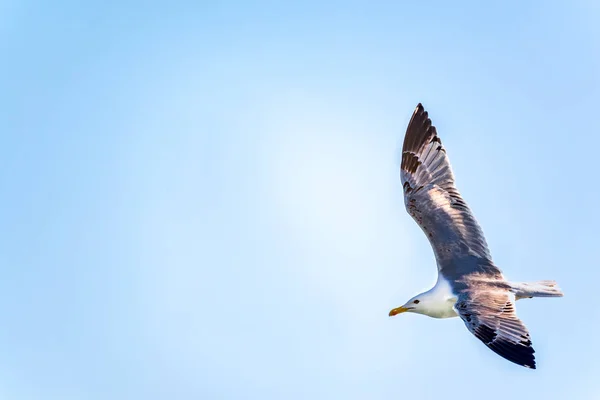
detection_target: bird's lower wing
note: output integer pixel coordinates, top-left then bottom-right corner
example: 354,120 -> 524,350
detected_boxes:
455,289 -> 536,369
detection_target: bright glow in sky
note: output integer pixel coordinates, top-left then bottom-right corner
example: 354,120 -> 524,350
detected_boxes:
1,1 -> 599,399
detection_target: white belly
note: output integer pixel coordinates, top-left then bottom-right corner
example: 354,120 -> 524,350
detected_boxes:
427,301 -> 459,319
422,276 -> 459,319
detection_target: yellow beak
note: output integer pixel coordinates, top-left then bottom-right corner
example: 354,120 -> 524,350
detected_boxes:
389,306 -> 410,316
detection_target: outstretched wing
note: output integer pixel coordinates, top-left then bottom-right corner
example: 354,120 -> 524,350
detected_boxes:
401,103 -> 496,276
455,289 -> 536,369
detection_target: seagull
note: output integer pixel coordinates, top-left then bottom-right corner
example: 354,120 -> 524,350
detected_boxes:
389,103 -> 563,369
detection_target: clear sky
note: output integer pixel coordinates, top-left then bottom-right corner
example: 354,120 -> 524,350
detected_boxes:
1,1 -> 599,399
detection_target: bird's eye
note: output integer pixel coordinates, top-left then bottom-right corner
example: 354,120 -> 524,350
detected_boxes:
413,300 -> 420,304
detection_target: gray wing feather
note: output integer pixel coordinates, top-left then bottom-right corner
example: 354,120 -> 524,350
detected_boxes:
401,104 -> 498,277
455,289 -> 536,369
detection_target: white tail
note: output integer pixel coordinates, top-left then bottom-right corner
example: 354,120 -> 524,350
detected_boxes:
510,280 -> 564,300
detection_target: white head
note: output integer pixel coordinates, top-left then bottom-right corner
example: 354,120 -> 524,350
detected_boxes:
389,286 -> 458,319
389,293 -> 429,316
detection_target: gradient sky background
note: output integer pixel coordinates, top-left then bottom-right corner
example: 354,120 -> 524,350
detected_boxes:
1,1 -> 599,399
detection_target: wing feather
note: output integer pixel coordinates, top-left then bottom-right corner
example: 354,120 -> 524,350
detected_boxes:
455,289 -> 536,369
401,104 -> 496,276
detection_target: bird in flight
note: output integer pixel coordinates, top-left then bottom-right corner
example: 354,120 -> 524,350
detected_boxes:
389,103 -> 563,369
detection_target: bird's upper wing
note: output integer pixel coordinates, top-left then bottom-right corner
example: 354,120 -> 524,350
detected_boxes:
455,288 -> 536,369
401,103 -> 497,276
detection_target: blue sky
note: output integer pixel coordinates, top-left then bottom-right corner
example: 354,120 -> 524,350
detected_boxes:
1,1 -> 599,399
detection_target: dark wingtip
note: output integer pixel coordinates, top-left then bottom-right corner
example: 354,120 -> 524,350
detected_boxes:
412,103 -> 425,119
488,339 -> 537,370
403,103 -> 435,154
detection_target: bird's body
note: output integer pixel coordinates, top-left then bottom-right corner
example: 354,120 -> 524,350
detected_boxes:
389,104 -> 563,369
